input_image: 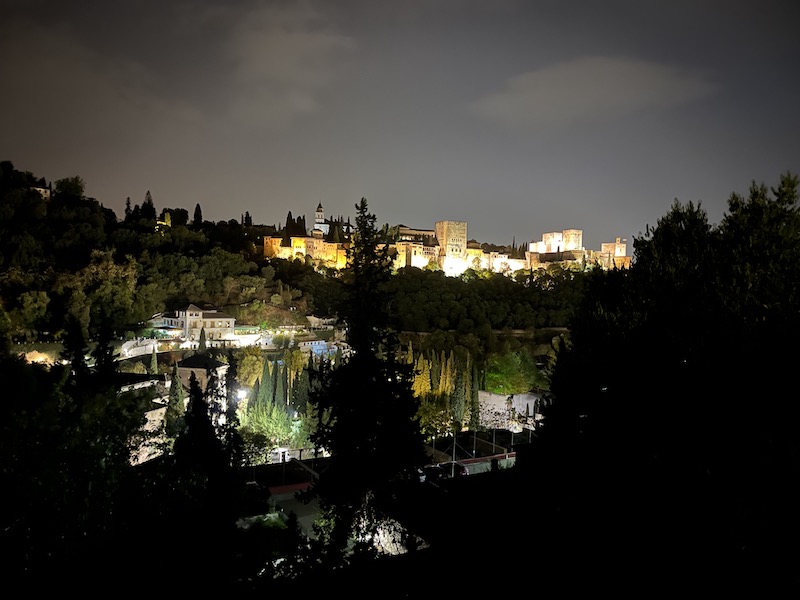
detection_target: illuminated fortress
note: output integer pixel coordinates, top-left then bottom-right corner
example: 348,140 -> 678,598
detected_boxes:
263,204 -> 631,275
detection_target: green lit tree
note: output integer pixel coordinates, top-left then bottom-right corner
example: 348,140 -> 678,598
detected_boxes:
149,347 -> 158,375
165,364 -> 186,439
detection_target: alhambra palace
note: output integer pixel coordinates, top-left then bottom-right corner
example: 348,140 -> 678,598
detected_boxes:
263,203 -> 632,276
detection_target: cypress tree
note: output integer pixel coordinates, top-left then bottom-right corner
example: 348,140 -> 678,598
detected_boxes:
256,359 -> 273,408
275,362 -> 287,406
270,356 -> 280,402
59,314 -> 90,389
429,349 -> 441,392
165,365 -> 186,438
292,361 -> 311,416
247,379 -> 260,414
141,191 -> 157,221
149,347 -> 158,375
198,328 -> 207,352
451,365 -> 466,430
224,350 -> 240,426
412,354 -> 432,398
469,357 -> 481,431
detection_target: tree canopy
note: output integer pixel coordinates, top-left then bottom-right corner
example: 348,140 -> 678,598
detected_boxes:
303,198 -> 427,564
540,172 -> 800,582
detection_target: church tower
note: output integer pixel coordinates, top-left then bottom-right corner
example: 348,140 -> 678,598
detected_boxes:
315,202 -> 329,235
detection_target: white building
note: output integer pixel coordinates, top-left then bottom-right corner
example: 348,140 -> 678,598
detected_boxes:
159,304 -> 236,347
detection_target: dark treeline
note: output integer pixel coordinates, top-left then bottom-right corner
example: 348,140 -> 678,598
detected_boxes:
0,161 -> 333,342
533,172 -> 800,592
5,159 -> 800,593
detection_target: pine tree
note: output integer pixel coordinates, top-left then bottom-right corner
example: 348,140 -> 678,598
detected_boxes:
170,372 -> 241,577
192,203 -> 203,228
267,398 -> 292,446
141,190 -> 157,221
305,198 -> 426,563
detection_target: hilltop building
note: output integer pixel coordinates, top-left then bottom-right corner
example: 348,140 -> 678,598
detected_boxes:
264,203 -> 352,269
599,237 -> 632,269
263,204 -> 631,276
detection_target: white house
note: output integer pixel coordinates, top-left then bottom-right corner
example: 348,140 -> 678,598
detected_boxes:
159,304 -> 236,348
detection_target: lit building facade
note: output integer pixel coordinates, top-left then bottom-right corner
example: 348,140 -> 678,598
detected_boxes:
160,304 -> 236,346
264,206 -> 630,276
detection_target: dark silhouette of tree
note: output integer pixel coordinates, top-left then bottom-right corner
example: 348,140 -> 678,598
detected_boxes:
539,173 -> 800,591
3,319 -> 150,592
198,326 -> 207,351
225,349 -> 241,425
163,206 -> 188,227
141,190 -> 157,221
90,315 -> 117,387
53,176 -> 85,200
292,354 -> 312,415
58,313 -> 90,388
193,203 -> 203,228
302,198 -> 426,567
162,372 -> 242,589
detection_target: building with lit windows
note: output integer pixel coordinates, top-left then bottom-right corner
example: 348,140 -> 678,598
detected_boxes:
263,204 -> 630,276
160,304 -> 236,347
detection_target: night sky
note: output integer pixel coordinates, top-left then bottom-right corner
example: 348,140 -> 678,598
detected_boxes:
2,0 -> 799,251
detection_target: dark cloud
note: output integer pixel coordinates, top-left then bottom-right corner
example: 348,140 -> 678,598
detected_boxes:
466,56 -> 718,131
1,0 -> 798,251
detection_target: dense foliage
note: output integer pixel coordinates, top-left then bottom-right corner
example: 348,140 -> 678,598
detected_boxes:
539,172 -> 800,585
299,198 -> 428,569
11,159 -> 798,591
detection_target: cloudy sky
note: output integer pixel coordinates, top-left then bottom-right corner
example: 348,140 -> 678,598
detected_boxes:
2,0 -> 799,251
